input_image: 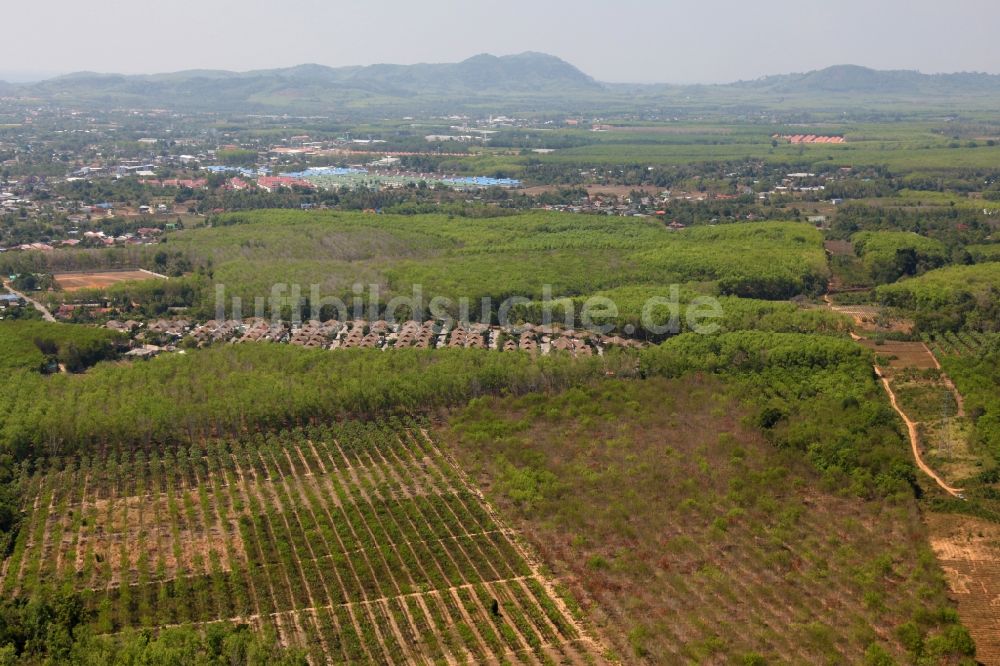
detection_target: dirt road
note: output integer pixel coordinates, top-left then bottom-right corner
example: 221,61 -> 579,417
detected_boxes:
875,366 -> 965,497
2,281 -> 55,322
824,294 -> 964,496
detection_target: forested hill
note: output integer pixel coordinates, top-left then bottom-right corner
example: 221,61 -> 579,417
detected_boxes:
18,53 -> 603,113
732,64 -> 1000,95
10,57 -> 1000,114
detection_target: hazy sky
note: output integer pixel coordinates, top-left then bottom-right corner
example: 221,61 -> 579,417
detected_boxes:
3,0 -> 998,83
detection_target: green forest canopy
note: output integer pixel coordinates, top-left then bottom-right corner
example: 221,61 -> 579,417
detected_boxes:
0,344 -> 633,459
877,263 -> 1000,331
6,212 -> 831,317
852,230 -> 948,283
0,321 -> 121,373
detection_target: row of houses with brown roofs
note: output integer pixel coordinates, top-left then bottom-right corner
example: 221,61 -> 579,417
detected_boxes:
110,317 -> 647,357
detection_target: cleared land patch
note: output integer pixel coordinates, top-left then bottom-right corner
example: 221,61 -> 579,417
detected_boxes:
823,239 -> 855,257
928,513 -> 1000,665
54,270 -> 165,292
860,340 -> 938,369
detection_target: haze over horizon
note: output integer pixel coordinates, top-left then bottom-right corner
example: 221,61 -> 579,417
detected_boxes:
2,0 -> 999,84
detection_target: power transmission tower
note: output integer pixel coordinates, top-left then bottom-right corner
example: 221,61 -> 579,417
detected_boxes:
941,388 -> 954,457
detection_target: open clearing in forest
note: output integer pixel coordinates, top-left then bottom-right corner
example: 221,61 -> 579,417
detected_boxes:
823,240 -> 855,257
0,424 -> 600,665
54,270 -> 165,292
860,340 -> 938,370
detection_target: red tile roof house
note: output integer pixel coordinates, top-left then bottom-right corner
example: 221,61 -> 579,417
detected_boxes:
257,176 -> 315,193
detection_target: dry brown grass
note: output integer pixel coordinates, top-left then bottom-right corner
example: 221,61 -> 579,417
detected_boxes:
824,239 -> 855,257
54,270 -> 164,292
927,513 -> 1000,665
862,340 -> 938,369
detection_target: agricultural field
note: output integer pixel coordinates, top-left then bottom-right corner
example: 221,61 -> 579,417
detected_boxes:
444,377 -> 972,664
523,123 -> 1000,170
815,195 -> 1000,658
53,270 -> 165,292
0,323 -> 987,663
927,513 -> 1000,665
923,330 -> 1000,358
884,189 -> 996,212
860,340 -> 938,369
858,312 -> 1000,659
1,422 -> 600,664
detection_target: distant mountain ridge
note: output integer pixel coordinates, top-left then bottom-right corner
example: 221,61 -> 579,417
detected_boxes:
16,53 -> 601,111
734,64 -> 1000,94
47,52 -> 599,89
5,57 -> 1000,113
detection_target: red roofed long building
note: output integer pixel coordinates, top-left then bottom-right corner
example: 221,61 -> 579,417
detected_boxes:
257,176 -> 314,192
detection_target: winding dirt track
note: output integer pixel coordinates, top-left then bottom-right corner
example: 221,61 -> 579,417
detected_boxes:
826,294 -> 964,497
875,366 -> 965,497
